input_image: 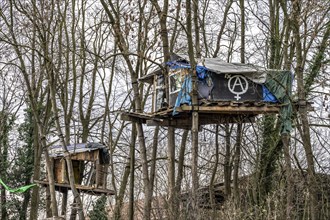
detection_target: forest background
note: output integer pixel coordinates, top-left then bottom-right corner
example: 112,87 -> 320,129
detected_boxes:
0,0 -> 329,219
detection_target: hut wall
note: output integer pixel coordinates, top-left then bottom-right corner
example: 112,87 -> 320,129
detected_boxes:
54,159 -> 67,184
210,73 -> 263,101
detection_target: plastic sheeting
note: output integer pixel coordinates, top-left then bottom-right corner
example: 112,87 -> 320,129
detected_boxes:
264,70 -> 293,134
173,54 -> 267,83
262,85 -> 278,102
173,75 -> 192,115
0,178 -> 36,193
49,143 -> 110,164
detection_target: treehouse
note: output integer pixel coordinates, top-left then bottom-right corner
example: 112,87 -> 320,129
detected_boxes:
36,143 -> 114,196
122,54 -> 294,131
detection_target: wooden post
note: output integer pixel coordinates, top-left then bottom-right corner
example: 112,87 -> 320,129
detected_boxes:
191,70 -> 199,218
282,133 -> 293,219
167,126 -> 176,219
128,122 -> 137,220
95,160 -> 101,188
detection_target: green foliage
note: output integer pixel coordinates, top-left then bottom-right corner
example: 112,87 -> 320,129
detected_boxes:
88,195 -> 108,220
0,111 -> 16,220
0,111 -> 15,176
0,108 -> 35,220
14,108 -> 35,182
254,115 -> 282,204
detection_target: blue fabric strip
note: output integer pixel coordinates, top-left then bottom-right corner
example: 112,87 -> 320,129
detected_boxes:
262,85 -> 278,102
173,75 -> 192,115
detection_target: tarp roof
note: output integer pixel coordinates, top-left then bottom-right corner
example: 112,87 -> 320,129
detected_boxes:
139,54 -> 267,84
49,142 -> 106,157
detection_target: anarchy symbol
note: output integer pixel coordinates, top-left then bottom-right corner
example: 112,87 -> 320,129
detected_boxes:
228,75 -> 249,100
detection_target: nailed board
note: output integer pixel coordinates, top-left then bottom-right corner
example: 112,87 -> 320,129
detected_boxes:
35,180 -> 115,196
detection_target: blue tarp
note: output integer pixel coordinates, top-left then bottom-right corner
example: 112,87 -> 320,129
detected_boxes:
173,75 -> 192,115
264,70 -> 293,134
166,61 -> 209,79
169,62 -> 209,115
262,85 -> 278,102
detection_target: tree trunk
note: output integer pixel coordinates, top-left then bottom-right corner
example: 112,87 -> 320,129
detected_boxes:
167,127 -> 176,219
224,124 -> 232,196
128,124 -> 137,220
233,123 -> 242,204
46,62 -> 84,219
209,125 -> 219,217
0,113 -> 9,220
282,134 -> 293,219
291,1 -> 317,219
113,124 -> 136,220
29,123 -> 43,220
239,0 -> 245,64
176,130 -> 189,193
186,0 -> 199,217
99,2 -> 151,218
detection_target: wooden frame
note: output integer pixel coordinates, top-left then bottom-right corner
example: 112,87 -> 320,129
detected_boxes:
39,145 -> 112,195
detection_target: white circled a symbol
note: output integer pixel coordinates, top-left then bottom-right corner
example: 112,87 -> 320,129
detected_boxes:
228,75 -> 248,100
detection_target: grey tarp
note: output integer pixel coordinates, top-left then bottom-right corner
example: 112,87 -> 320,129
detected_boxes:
140,54 -> 267,84
264,70 -> 293,134
49,142 -> 110,164
176,54 -> 267,84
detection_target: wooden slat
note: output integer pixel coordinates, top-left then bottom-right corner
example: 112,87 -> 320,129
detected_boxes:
121,102 -> 282,127
179,105 -> 280,114
146,119 -> 197,130
146,114 -> 255,128
34,180 -> 115,196
65,150 -> 99,161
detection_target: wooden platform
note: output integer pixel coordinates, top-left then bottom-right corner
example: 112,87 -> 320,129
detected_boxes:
35,180 -> 115,196
121,101 -> 282,129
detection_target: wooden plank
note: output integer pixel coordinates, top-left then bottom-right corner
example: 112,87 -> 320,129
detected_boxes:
179,105 -> 280,114
217,101 -> 230,106
54,159 -> 67,184
146,114 -> 255,128
51,149 -> 100,161
146,119 -> 193,129
147,118 -> 190,126
121,111 -> 165,122
120,114 -> 147,123
34,180 -> 115,196
57,150 -> 100,161
95,160 -> 101,188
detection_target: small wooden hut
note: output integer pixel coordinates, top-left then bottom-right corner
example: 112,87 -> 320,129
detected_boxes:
36,143 -> 114,196
122,54 -> 294,130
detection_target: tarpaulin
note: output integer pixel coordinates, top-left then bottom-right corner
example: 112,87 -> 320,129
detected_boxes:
264,70 -> 293,134
173,54 -> 267,83
0,178 -> 36,193
262,85 -> 278,102
173,75 -> 192,115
